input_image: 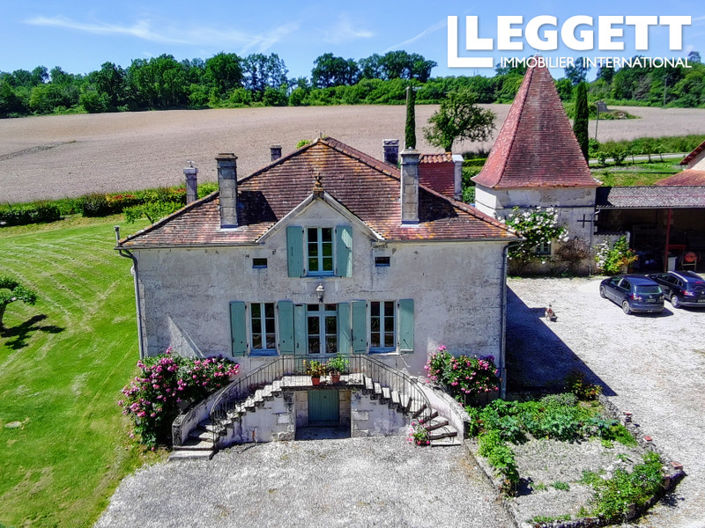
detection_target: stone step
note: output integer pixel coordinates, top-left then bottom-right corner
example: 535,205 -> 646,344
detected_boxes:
198,420 -> 219,432
410,401 -> 426,417
419,410 -> 439,424
381,387 -> 391,401
169,449 -> 212,461
364,376 -> 374,391
399,393 -> 412,412
373,382 -> 382,395
427,425 -> 458,441
189,428 -> 215,442
244,397 -> 256,410
422,417 -> 448,432
174,438 -> 214,451
254,390 -> 264,404
430,436 -> 462,447
262,386 -> 274,399
391,390 -> 400,407
271,380 -> 282,393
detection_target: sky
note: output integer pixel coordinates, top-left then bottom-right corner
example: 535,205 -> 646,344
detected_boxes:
1,0 -> 704,79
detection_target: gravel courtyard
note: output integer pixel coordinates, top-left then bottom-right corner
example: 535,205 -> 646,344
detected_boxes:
507,277 -> 705,528
95,437 -> 511,528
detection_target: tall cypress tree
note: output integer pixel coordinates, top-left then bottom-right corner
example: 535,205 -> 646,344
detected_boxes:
573,82 -> 589,161
405,85 -> 416,149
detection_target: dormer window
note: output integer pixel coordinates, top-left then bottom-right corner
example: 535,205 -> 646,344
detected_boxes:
307,227 -> 334,275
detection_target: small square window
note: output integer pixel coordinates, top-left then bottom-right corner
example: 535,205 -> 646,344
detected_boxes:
375,256 -> 391,267
252,258 -> 268,269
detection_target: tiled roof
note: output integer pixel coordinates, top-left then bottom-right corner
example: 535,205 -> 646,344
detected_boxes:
473,63 -> 598,189
655,170 -> 705,186
119,137 -> 516,248
596,186 -> 705,209
420,153 -> 453,164
680,139 -> 705,166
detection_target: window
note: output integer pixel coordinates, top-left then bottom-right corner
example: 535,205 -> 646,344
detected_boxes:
306,303 -> 337,354
374,256 -> 391,267
307,227 -> 334,275
251,302 -> 276,355
252,258 -> 268,269
370,301 -> 395,352
535,241 -> 551,256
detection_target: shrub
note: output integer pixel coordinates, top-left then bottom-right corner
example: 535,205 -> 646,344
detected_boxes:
119,348 -> 239,448
502,206 -> 569,265
80,193 -> 112,217
565,370 -> 603,401
0,202 -> 61,226
478,430 -> 519,493
425,346 -> 500,404
594,236 -> 638,275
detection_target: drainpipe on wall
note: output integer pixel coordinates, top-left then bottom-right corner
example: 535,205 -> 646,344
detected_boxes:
499,244 -> 508,399
115,226 -> 145,359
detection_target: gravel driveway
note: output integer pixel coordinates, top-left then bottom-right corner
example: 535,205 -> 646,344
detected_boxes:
507,277 -> 705,528
95,437 -> 511,528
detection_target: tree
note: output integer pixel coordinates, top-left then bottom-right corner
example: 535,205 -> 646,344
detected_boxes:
564,57 -> 590,85
242,53 -> 288,98
573,82 -> 589,161
311,53 -> 359,88
0,276 -> 37,329
405,85 -> 416,149
423,88 -> 495,152
204,53 -> 243,98
93,62 -> 126,110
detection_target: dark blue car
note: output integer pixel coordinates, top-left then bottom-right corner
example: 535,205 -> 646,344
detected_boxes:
599,275 -> 665,315
648,271 -> 705,308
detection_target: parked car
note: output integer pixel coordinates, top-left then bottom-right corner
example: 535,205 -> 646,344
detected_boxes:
648,271 -> 705,308
599,275 -> 665,314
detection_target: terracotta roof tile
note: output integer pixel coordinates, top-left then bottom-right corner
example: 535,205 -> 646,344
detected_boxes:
420,153 -> 453,164
680,139 -> 705,166
119,138 -> 516,248
473,63 -> 598,189
655,170 -> 705,186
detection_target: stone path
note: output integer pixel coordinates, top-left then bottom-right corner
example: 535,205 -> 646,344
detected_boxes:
95,437 -> 511,528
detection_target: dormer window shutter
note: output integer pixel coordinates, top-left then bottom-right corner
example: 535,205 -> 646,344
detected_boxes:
334,225 -> 353,277
286,226 -> 304,277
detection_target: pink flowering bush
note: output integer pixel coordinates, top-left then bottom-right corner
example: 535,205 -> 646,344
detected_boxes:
424,345 -> 500,405
407,421 -> 430,446
118,347 -> 239,448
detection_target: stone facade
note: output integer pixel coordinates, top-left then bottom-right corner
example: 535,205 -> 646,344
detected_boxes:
350,390 -> 409,437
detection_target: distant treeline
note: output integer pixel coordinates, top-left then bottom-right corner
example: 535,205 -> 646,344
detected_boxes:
1,50 -> 704,118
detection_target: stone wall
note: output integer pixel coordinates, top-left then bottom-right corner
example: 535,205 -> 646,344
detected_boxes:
350,390 -> 408,437
218,392 -> 295,447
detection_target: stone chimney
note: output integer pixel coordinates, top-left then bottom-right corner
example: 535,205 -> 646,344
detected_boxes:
400,148 -> 420,224
383,139 -> 399,165
217,153 -> 238,228
183,163 -> 198,204
452,154 -> 464,201
270,144 -> 282,161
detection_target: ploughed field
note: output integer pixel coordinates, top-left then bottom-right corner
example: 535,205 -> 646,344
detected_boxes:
2,105 -> 705,203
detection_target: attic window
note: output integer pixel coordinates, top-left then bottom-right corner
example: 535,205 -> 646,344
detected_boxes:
252,258 -> 268,269
375,256 -> 391,267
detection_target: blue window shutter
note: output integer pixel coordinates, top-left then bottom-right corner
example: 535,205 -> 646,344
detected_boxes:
336,302 -> 351,355
398,299 -> 414,353
351,300 -> 367,354
286,226 -> 304,277
294,304 -> 306,356
229,301 -> 247,356
335,225 -> 353,277
277,301 -> 294,355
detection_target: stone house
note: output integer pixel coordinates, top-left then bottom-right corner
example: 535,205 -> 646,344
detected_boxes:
472,63 -> 600,274
116,137 -> 516,455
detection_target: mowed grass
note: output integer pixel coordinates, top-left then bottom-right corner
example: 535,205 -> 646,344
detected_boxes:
0,215 -> 153,527
592,160 -> 683,187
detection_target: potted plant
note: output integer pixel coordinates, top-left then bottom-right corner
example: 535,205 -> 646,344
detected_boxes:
305,360 -> 326,385
326,355 -> 348,384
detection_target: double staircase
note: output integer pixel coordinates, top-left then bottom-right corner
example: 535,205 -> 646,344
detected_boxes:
170,357 -> 460,460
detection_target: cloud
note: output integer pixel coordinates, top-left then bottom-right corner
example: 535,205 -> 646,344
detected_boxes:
323,14 -> 374,44
385,19 -> 446,52
24,15 -> 298,52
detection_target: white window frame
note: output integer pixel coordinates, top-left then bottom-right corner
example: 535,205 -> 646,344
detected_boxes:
250,302 -> 277,356
306,303 -> 337,355
306,227 -> 335,276
369,300 -> 396,353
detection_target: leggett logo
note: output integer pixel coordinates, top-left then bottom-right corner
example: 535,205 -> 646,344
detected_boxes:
448,15 -> 692,69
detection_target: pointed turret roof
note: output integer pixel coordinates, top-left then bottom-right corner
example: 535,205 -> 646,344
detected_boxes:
473,63 -> 598,189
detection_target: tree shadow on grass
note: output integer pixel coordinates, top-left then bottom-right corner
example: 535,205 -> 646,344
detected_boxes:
506,288 -> 615,396
0,314 -> 64,350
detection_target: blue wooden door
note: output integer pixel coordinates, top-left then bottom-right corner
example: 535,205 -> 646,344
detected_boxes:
308,390 -> 339,426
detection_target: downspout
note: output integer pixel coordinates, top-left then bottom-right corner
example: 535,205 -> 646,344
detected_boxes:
499,244 -> 508,399
115,226 -> 145,359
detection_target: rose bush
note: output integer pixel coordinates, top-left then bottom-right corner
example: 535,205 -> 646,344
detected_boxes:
118,348 -> 239,448
424,346 -> 500,405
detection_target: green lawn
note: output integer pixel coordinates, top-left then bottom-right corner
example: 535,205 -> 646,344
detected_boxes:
0,215 -> 155,528
591,160 -> 682,187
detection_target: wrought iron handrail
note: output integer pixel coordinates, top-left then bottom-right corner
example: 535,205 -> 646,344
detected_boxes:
208,355 -> 433,446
